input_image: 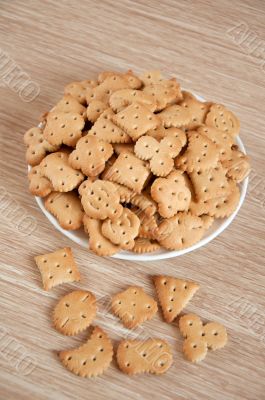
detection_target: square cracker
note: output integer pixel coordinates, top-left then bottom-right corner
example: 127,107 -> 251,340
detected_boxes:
103,153 -> 151,193
34,247 -> 80,290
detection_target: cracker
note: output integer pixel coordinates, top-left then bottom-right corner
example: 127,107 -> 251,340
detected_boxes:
189,162 -> 230,202
151,170 -> 191,218
137,210 -> 158,240
111,286 -> 158,328
59,326 -> 113,377
86,100 -> 108,122
189,180 -> 240,218
176,131 -> 220,173
205,103 -> 240,137
24,127 -> 59,166
102,208 -> 140,250
103,153 -> 151,193
98,70 -> 142,89
53,290 -> 97,335
51,95 -> 86,116
130,192 -> 157,217
135,135 -> 182,176
140,70 -> 164,86
88,109 -> 131,143
83,215 -> 120,256
143,80 -> 182,111
86,75 -> 131,104
44,191 -> 84,230
64,80 -> 97,104
110,182 -> 133,203
28,165 -> 53,197
132,238 -> 161,253
40,152 -> 84,192
156,212 -> 206,250
43,111 -> 85,147
179,314 -> 228,362
109,88 -> 157,112
117,339 -> 172,375
80,179 -> 123,220
180,91 -> 212,129
153,276 -> 199,323
68,135 -> 113,176
34,247 -> 80,291
78,177 -> 99,196
112,102 -> 160,141
113,143 -> 134,155
222,149 -> 250,183
197,125 -> 234,162
158,104 -> 191,128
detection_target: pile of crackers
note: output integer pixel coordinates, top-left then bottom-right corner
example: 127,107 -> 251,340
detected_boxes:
35,247 -> 228,377
25,70 -> 251,256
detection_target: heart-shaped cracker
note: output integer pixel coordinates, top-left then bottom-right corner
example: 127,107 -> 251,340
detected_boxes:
59,326 -> 113,377
111,286 -> 158,328
222,149 -> 250,183
156,212 -> 207,250
80,179 -> 123,220
109,89 -> 157,112
86,100 -> 108,122
189,180 -> 240,218
83,215 -> 120,256
135,135 -> 182,176
88,109 -> 131,143
143,79 -> 182,111
34,247 -> 80,291
28,165 -> 53,197
24,127 -> 59,166
102,208 -> 140,250
68,135 -> 113,176
179,314 -> 228,362
180,91 -> 212,129
117,339 -> 172,375
189,162 -> 230,202
53,290 -> 97,335
112,102 -> 160,141
98,70 -> 142,89
205,103 -> 240,137
158,104 -> 191,128
176,131 -> 220,173
51,95 -> 86,115
64,79 -> 97,104
153,276 -> 199,323
43,111 -> 85,147
103,152 -> 151,194
151,170 -> 191,218
45,191 -> 84,230
40,152 -> 84,192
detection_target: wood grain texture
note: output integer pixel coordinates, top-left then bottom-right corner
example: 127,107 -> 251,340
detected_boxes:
0,1 -> 265,399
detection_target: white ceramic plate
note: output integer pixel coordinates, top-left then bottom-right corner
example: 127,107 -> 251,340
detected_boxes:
33,94 -> 249,261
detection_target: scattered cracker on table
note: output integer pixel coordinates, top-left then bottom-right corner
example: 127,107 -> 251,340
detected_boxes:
179,314 -> 228,362
24,69 -> 251,257
111,286 -> 158,328
59,326 -> 113,377
117,338 -> 173,375
34,247 -> 80,290
53,290 -> 97,335
153,275 -> 199,323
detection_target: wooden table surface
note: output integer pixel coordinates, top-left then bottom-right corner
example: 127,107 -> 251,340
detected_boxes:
0,1 -> 264,399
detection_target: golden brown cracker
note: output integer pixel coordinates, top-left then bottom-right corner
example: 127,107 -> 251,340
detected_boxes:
111,286 -> 158,328
24,126 -> 59,166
